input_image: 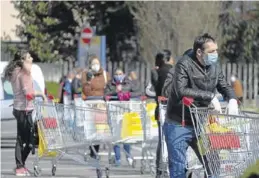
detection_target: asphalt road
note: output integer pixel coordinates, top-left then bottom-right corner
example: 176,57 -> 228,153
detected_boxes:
1,119 -> 157,178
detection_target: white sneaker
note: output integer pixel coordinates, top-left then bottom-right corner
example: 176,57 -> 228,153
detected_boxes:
127,158 -> 133,166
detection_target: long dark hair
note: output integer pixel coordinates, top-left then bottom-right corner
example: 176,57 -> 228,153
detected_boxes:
3,50 -> 28,81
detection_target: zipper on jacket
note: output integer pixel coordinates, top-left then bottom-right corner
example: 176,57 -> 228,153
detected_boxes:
205,68 -> 208,92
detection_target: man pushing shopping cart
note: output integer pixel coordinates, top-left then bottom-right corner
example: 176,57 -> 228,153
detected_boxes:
164,33 -> 240,178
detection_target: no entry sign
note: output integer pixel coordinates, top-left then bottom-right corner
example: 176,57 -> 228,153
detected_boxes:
81,27 -> 93,44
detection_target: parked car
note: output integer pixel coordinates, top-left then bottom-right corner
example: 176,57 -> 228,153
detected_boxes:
0,62 -> 45,120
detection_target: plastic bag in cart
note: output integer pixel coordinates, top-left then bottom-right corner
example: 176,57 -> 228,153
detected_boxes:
37,122 -> 57,158
146,103 -> 158,137
205,115 -> 241,150
146,103 -> 158,128
121,112 -> 143,139
94,112 -> 110,135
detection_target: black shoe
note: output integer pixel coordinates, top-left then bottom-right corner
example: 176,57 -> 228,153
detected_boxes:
156,171 -> 162,178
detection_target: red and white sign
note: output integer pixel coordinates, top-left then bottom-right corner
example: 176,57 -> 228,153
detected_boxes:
81,27 -> 93,44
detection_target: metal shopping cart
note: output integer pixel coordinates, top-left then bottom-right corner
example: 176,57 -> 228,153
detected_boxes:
73,95 -> 112,161
148,97 -> 203,178
140,100 -> 159,175
33,99 -> 111,178
105,96 -> 147,168
182,97 -> 259,178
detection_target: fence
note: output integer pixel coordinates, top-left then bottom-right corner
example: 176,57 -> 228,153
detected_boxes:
38,60 -> 259,106
221,62 -> 259,106
35,62 -> 69,83
107,61 -> 259,106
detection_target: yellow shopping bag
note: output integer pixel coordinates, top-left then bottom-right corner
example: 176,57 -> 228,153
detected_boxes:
121,112 -> 143,139
146,102 -> 158,129
37,122 -> 57,158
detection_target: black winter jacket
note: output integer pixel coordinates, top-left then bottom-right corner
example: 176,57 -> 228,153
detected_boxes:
155,64 -> 172,99
104,77 -> 141,98
72,78 -> 82,95
166,52 -> 236,125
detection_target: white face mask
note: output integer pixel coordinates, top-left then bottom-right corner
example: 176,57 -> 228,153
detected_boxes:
91,64 -> 100,73
231,76 -> 236,82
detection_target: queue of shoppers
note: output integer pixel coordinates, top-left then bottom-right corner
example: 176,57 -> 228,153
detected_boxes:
4,33 -> 245,178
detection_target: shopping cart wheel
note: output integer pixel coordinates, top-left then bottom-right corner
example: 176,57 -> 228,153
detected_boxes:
105,167 -> 110,178
34,166 -> 41,177
52,165 -> 56,176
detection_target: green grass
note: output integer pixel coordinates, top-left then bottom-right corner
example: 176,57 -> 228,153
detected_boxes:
45,81 -> 59,98
244,107 -> 259,112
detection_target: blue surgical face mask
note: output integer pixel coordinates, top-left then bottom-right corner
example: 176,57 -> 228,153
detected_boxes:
203,53 -> 218,66
114,75 -> 125,83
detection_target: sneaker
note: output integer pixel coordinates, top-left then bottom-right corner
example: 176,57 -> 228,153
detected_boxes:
15,168 -> 27,176
115,159 -> 121,167
127,158 -> 133,166
24,167 -> 31,176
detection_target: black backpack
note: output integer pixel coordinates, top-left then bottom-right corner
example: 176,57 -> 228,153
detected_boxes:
161,67 -> 175,97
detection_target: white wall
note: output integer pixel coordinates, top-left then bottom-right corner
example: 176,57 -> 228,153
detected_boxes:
1,0 -> 21,41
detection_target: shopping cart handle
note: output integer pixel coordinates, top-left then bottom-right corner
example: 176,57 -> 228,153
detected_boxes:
48,94 -> 54,100
158,96 -> 168,102
105,95 -> 146,101
26,94 -> 35,101
140,96 -> 147,101
73,94 -> 82,98
85,96 -> 105,100
182,97 -> 194,106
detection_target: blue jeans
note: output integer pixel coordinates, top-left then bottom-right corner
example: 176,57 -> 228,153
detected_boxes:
163,122 -> 220,178
114,144 -> 131,161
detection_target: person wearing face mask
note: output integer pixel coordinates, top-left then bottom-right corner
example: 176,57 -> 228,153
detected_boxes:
81,55 -> 110,165
164,33 -> 238,178
3,50 -> 47,176
82,55 -> 110,97
104,68 -> 141,167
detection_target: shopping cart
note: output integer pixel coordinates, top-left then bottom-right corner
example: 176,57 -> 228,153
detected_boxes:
146,97 -> 203,178
73,95 -> 113,161
140,100 -> 159,175
33,99 -> 111,178
105,96 -> 147,168
182,96 -> 259,178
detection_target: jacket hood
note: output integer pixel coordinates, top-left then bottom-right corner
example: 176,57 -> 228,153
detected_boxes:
184,49 -> 209,70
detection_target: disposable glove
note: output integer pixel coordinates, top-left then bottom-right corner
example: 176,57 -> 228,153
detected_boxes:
227,99 -> 239,115
211,96 -> 222,113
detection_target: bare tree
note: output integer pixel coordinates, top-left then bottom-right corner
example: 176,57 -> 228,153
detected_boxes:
128,1 -> 221,62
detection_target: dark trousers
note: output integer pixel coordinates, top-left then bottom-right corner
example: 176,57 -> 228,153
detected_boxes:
155,106 -> 162,174
13,109 -> 33,168
156,120 -> 162,174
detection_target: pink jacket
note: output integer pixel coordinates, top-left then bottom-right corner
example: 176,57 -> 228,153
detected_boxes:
11,67 -> 34,110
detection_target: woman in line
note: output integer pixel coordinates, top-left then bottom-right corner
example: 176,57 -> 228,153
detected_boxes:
81,55 -> 110,159
4,50 -> 46,176
104,68 -> 141,167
